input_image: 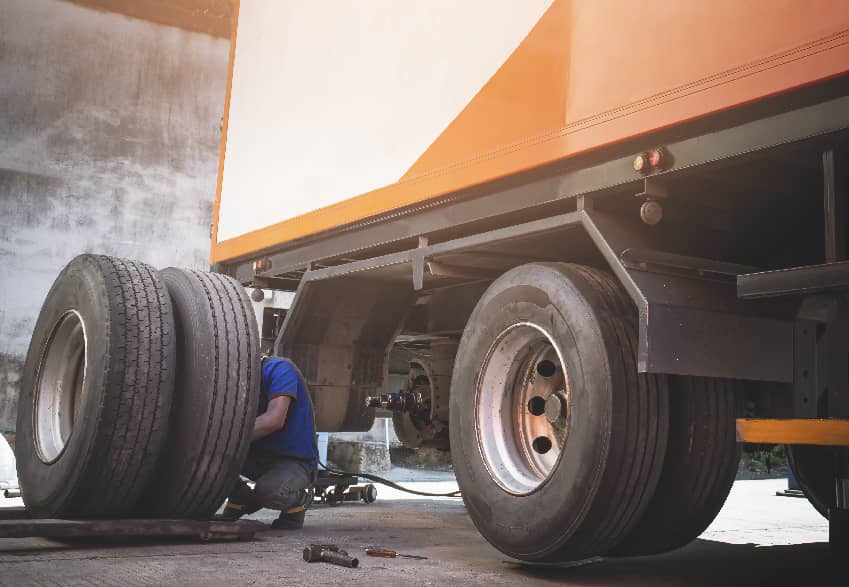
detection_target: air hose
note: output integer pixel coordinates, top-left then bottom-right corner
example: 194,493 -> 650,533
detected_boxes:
318,460 -> 461,498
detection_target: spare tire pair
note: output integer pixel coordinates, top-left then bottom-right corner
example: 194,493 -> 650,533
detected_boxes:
16,255 -> 259,519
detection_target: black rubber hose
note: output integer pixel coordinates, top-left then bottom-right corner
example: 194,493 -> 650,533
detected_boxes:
318,461 -> 461,498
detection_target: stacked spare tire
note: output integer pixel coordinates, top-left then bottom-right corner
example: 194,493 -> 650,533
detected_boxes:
16,255 -> 260,519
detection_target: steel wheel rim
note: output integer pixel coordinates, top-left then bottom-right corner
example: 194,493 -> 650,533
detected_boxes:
34,310 -> 88,463
475,321 -> 571,495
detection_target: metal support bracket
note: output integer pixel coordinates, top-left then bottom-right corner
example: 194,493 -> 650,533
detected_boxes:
794,296 -> 849,419
635,178 -> 668,225
412,236 -> 429,291
823,148 -> 846,264
583,208 -> 795,381
412,253 -> 425,291
794,318 -> 819,418
635,177 -> 668,200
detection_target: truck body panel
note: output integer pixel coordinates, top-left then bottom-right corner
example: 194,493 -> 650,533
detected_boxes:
212,0 -> 849,263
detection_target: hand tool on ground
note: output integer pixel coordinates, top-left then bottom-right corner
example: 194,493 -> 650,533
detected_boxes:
303,544 -> 359,568
365,547 -> 428,560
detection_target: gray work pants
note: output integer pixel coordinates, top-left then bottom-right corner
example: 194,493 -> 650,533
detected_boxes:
231,448 -> 314,511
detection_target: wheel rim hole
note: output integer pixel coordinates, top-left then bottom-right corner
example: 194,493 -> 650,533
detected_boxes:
527,396 -> 546,416
532,436 -> 552,454
536,360 -> 556,378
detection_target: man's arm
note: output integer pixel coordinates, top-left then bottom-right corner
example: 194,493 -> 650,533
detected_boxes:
253,395 -> 292,440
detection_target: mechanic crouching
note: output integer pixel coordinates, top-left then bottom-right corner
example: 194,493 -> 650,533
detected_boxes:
217,357 -> 318,529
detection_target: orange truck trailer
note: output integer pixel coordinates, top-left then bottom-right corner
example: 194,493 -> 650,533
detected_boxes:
211,1 -> 849,561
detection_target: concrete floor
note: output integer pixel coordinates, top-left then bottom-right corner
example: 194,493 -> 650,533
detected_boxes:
0,475 -> 836,586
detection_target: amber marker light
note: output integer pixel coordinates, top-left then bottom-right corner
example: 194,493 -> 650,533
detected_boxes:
633,153 -> 648,172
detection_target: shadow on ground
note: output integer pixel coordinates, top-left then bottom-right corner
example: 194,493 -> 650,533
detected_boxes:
0,498 -> 838,585
507,540 -> 833,586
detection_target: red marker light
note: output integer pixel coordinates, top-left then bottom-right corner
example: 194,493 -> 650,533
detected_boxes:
649,149 -> 664,168
252,258 -> 272,273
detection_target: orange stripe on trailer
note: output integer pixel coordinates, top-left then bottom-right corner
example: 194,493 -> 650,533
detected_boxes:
736,419 -> 849,446
209,0 -> 239,261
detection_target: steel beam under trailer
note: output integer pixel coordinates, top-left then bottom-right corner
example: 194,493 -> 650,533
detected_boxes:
0,509 -> 265,542
737,262 -> 849,299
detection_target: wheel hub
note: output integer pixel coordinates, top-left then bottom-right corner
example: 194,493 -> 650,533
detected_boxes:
544,392 -> 566,425
34,310 -> 88,463
475,322 -> 571,495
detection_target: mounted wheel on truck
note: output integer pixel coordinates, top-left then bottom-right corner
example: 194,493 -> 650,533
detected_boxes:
14,0 -> 849,562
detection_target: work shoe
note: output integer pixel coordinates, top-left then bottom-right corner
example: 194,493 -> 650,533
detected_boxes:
271,504 -> 306,530
213,500 -> 261,521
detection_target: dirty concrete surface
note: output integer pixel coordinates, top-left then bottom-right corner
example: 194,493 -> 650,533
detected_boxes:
0,475 -> 835,586
0,0 -> 230,430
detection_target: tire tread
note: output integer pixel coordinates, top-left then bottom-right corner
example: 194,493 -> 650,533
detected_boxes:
614,376 -> 741,555
141,268 -> 259,518
549,265 -> 669,558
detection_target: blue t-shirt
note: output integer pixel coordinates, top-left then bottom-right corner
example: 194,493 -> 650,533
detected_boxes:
254,357 -> 318,467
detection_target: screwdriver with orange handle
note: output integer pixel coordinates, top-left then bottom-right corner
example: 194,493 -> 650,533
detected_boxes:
365,547 -> 428,560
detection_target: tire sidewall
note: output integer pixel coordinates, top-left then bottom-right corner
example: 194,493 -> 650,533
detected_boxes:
16,257 -> 110,514
788,444 -> 833,518
450,264 -> 614,559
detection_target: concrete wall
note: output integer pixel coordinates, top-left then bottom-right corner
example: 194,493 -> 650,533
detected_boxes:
0,0 -> 230,430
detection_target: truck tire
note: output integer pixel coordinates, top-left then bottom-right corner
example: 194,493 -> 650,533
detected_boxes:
137,268 -> 260,518
614,376 -> 741,555
16,255 -> 175,517
787,445 -> 834,519
449,263 -> 669,561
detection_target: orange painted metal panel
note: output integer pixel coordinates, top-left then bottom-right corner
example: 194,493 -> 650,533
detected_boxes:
564,0 -> 847,125
210,0 -> 239,257
401,0 -> 570,180
736,419 -> 849,446
211,0 -> 849,263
